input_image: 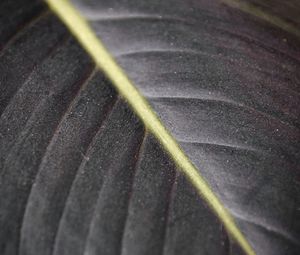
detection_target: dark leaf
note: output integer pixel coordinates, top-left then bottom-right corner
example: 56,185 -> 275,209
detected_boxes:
69,0 -> 300,254
0,0 -> 299,255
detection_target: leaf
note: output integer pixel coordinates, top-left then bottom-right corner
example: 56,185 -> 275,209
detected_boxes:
0,1 -> 299,255
0,1 -> 243,255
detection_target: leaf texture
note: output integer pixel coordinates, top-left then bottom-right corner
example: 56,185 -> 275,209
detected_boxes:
0,1 -> 245,255
0,0 -> 300,255
67,0 -> 300,254
225,0 -> 300,29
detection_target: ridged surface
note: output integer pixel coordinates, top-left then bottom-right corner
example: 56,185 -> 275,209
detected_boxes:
71,0 -> 300,254
0,0 -> 45,49
237,0 -> 300,27
0,1 -> 246,255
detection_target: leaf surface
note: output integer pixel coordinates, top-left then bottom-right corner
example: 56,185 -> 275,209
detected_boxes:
0,0 -> 299,255
68,0 -> 300,254
0,1 -> 245,255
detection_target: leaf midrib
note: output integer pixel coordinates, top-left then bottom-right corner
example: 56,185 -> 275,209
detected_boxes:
45,1 -> 256,254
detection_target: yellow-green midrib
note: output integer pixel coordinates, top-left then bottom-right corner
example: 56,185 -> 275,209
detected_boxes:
45,0 -> 256,254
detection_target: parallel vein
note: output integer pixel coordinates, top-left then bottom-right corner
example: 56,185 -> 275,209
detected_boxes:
45,1 -> 256,254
